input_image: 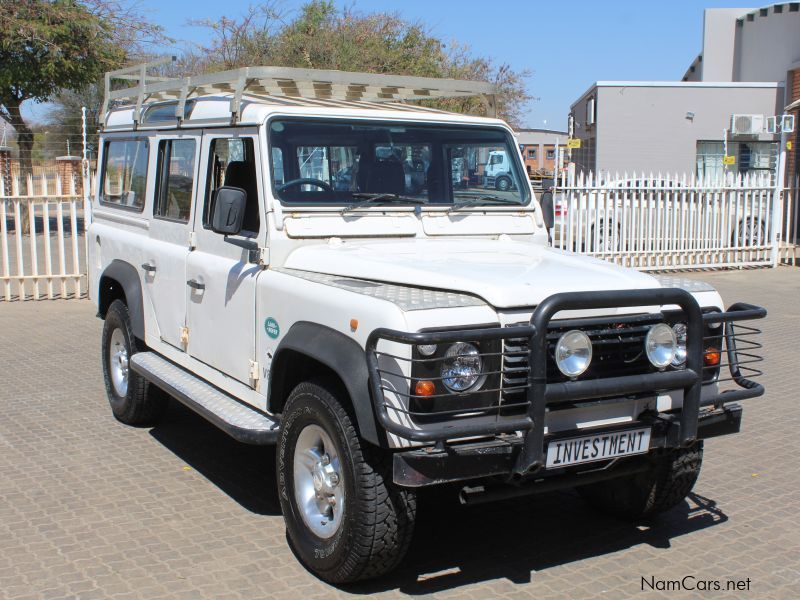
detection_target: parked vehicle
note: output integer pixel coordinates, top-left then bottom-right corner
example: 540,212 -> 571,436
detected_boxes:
483,149 -> 516,191
90,64 -> 766,583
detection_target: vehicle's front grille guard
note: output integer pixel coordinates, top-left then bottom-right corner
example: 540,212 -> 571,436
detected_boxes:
366,289 -> 766,475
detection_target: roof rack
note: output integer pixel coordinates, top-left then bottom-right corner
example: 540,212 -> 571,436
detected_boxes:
102,58 -> 498,128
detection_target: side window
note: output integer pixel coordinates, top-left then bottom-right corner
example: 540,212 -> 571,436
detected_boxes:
204,137 -> 259,233
154,139 -> 196,223
100,139 -> 148,210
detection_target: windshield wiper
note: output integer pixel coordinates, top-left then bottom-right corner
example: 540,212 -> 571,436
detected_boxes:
341,193 -> 427,214
447,194 -> 524,213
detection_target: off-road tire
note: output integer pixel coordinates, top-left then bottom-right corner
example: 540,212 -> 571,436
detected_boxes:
277,381 -> 416,583
101,299 -> 167,426
577,442 -> 703,520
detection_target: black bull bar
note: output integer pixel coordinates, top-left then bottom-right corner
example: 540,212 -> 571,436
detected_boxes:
365,288 -> 766,477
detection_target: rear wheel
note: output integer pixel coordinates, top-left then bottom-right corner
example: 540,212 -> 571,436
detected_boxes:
101,299 -> 167,426
577,442 -> 703,520
277,381 -> 416,583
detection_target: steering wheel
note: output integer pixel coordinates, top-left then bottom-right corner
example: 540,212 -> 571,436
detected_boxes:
277,178 -> 333,193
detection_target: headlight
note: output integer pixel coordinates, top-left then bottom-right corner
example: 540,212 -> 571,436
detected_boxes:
646,323 -> 677,369
441,342 -> 485,392
555,330 -> 592,378
672,323 -> 687,367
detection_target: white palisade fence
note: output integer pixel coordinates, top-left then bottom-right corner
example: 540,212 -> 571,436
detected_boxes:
550,171 -> 782,270
0,170 -> 92,301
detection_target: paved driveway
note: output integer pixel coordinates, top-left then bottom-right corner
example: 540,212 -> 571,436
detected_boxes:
1,268 -> 798,599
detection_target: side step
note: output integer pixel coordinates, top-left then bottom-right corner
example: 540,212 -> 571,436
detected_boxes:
130,352 -> 279,445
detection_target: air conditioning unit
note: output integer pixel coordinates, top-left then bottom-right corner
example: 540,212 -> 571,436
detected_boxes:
731,114 -> 765,135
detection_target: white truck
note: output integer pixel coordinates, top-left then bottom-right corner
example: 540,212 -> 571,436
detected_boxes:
483,149 -> 516,191
89,63 -> 766,583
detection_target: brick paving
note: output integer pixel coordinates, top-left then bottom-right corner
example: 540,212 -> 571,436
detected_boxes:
1,267 -> 799,599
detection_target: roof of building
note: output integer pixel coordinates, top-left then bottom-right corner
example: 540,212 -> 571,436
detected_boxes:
570,80 -> 782,109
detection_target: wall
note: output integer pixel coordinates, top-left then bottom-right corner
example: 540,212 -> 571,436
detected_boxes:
591,83 -> 782,175
733,5 -> 800,83
702,8 -> 752,81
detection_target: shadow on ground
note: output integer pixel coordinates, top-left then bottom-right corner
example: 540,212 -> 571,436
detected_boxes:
150,399 -> 728,594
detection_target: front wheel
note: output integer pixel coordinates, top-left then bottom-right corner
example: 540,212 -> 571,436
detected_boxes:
577,442 -> 703,520
495,176 -> 512,191
277,381 -> 416,583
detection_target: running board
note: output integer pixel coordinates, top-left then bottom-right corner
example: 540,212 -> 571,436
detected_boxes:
130,352 -> 279,445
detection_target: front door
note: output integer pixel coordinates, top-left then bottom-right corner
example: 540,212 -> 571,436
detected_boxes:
144,132 -> 202,349
185,130 -> 264,385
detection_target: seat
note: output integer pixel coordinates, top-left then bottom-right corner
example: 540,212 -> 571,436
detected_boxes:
223,160 -> 260,232
363,159 -> 406,195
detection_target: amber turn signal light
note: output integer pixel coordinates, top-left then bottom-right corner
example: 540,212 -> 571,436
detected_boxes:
414,380 -> 436,397
704,347 -> 721,367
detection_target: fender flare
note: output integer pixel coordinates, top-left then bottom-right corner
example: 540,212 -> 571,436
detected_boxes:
269,321 -> 380,446
98,259 -> 145,340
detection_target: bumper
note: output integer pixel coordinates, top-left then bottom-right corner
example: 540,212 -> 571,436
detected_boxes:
366,288 -> 766,483
392,403 -> 742,488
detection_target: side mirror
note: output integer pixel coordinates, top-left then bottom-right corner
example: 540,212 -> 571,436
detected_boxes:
539,190 -> 554,229
211,186 -> 247,236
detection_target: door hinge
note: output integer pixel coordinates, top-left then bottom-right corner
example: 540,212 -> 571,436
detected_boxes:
188,231 -> 197,249
249,359 -> 260,382
258,247 -> 270,267
180,326 -> 189,347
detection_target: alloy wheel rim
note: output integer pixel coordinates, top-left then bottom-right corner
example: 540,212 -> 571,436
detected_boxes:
109,328 -> 129,397
293,423 -> 345,539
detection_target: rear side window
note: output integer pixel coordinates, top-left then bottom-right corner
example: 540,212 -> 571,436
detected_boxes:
100,139 -> 149,210
153,139 -> 197,223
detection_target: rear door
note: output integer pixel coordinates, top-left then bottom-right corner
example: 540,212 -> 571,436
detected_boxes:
143,133 -> 202,349
185,129 -> 264,384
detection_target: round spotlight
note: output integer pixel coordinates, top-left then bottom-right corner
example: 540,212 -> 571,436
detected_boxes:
555,330 -> 593,378
672,323 -> 687,367
646,323 -> 677,369
416,344 -> 437,357
440,342 -> 484,392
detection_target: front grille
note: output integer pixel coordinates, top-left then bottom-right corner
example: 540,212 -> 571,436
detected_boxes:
502,315 -> 664,409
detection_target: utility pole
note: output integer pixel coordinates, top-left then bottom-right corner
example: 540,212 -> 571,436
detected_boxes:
82,106 -> 91,226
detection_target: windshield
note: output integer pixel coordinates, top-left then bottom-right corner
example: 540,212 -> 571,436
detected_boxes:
268,118 -> 528,207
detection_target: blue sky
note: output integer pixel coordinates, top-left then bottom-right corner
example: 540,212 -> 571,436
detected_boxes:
25,0 -> 763,127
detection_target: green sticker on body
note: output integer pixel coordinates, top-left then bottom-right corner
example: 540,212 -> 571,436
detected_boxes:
265,317 -> 280,339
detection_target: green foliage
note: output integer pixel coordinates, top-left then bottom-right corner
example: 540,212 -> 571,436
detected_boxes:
0,0 -> 124,107
190,1 -> 532,125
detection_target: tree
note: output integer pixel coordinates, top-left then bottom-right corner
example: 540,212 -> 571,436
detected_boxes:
0,1 -> 167,175
191,1 -> 532,126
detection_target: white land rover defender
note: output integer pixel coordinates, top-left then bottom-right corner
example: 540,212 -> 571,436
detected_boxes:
89,63 -> 766,583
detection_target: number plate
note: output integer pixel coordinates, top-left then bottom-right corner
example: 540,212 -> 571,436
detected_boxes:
545,427 -> 651,468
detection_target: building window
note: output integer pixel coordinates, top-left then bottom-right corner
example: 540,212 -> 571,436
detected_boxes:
586,97 -> 596,126
546,149 -> 555,160
696,140 -> 777,181
527,148 -> 537,159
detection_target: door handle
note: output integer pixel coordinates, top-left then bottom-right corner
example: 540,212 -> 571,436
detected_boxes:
141,263 -> 157,273
186,279 -> 205,290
